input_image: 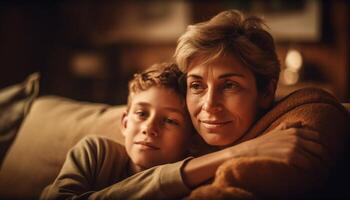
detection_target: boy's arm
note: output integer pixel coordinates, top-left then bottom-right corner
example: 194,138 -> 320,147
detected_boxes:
40,136 -> 191,200
88,159 -> 191,200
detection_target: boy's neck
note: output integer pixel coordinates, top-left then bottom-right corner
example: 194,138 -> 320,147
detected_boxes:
128,160 -> 144,175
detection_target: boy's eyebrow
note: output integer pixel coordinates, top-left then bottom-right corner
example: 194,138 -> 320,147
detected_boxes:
135,102 -> 151,107
135,102 -> 185,115
163,106 -> 185,115
186,74 -> 202,79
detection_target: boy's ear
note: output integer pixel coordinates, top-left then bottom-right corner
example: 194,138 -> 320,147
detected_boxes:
121,111 -> 128,137
258,79 -> 277,109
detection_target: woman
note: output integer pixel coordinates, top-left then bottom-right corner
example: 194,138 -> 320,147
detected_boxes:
174,9 -> 322,195
175,10 -> 348,199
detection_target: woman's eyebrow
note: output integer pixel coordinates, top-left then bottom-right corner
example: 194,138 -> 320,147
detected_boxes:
187,73 -> 245,79
218,73 -> 245,79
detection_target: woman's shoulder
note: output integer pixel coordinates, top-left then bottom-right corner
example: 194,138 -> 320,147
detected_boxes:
275,87 -> 343,108
269,87 -> 348,126
240,87 -> 349,145
268,87 -> 349,121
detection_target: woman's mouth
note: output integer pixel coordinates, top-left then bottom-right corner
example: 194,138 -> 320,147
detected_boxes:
199,120 -> 232,129
134,141 -> 160,150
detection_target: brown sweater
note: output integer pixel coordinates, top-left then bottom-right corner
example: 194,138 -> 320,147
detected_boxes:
188,88 -> 349,199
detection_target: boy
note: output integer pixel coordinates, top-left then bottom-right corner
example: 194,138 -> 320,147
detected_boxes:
40,63 -> 193,200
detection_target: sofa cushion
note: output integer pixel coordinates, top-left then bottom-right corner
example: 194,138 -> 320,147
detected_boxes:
0,96 -> 126,200
0,73 -> 39,167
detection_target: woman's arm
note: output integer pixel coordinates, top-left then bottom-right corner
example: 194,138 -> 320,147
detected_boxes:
181,122 -> 325,188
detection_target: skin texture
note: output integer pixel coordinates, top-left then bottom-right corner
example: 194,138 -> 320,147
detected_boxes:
121,87 -> 191,174
186,55 -> 267,147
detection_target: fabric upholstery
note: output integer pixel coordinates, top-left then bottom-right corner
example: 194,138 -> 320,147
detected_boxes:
0,73 -> 39,166
0,96 -> 126,200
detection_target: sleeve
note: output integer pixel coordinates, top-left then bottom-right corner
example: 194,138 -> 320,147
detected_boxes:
40,136 -> 109,200
40,136 -> 192,200
89,157 -> 192,200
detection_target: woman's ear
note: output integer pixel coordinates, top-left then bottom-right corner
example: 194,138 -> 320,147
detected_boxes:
121,111 -> 128,137
258,79 -> 277,109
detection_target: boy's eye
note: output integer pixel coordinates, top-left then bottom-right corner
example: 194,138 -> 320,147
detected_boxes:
135,110 -> 148,119
188,81 -> 205,94
163,117 -> 179,126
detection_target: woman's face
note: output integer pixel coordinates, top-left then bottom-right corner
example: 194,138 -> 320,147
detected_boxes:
186,55 -> 266,146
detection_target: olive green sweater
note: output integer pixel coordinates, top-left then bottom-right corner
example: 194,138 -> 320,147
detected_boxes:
40,136 -> 191,200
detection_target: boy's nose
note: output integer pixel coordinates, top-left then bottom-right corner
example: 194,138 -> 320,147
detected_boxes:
141,121 -> 158,137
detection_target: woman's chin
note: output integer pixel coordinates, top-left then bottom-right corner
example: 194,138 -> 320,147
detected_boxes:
202,133 -> 237,147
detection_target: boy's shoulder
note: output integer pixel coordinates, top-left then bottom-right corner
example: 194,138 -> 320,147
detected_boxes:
76,135 -> 125,155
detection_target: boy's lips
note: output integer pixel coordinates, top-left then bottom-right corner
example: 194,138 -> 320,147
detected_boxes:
134,141 -> 160,150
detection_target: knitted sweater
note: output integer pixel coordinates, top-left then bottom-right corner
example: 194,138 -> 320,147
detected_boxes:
188,88 -> 349,199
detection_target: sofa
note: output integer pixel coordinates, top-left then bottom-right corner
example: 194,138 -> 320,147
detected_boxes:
0,74 -> 349,200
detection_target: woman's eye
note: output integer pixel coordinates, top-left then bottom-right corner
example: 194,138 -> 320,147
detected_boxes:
188,81 -> 205,93
223,81 -> 239,90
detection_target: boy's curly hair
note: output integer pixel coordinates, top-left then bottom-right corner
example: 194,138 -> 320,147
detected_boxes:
127,63 -> 185,108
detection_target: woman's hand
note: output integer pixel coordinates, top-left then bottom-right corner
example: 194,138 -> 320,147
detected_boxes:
228,122 -> 329,171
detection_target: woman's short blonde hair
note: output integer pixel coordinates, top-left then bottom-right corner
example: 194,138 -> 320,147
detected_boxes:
174,9 -> 280,92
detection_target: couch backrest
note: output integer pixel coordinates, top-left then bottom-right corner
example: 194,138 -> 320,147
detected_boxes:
0,96 -> 126,200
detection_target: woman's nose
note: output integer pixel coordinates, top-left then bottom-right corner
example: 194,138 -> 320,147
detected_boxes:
202,87 -> 222,113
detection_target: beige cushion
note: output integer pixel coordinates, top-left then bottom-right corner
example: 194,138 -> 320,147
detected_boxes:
0,96 -> 126,200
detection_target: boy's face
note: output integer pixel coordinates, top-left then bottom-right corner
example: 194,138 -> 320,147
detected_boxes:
122,87 -> 190,170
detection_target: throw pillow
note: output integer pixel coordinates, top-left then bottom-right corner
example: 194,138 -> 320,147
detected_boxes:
0,73 -> 39,166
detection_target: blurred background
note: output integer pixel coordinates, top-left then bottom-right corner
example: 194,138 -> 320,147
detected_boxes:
0,0 -> 349,105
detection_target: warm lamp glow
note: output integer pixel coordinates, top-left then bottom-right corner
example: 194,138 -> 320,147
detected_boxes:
285,49 -> 303,72
283,68 -> 299,85
70,53 -> 106,79
282,49 -> 303,85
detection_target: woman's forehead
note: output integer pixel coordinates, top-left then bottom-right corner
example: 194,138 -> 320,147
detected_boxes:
187,54 -> 251,77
